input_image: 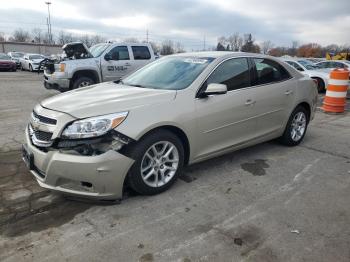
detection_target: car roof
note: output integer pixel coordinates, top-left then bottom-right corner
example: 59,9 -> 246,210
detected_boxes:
171,51 -> 274,59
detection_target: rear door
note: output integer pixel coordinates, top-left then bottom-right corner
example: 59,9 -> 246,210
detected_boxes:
250,57 -> 295,137
194,57 -> 259,159
100,45 -> 134,82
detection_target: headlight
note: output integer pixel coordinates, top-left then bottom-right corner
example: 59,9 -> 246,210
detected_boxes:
59,63 -> 65,72
61,112 -> 128,139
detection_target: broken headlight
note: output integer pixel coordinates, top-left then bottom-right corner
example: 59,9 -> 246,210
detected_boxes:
61,112 -> 128,139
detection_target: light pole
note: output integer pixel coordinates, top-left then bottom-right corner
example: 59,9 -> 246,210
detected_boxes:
45,2 -> 52,44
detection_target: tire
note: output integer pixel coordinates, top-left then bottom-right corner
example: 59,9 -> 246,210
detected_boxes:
125,130 -> 185,195
72,76 -> 94,89
313,77 -> 325,93
20,63 -> 24,71
279,106 -> 309,146
29,64 -> 33,72
12,67 -> 16,72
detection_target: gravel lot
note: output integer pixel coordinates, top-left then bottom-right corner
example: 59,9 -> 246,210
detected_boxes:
0,71 -> 349,262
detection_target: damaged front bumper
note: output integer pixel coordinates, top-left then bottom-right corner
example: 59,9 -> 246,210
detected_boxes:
23,126 -> 134,200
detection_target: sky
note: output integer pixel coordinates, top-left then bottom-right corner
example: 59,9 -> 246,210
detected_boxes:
0,0 -> 349,50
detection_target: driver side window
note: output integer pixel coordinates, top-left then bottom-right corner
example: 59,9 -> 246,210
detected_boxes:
107,46 -> 130,60
206,58 -> 250,91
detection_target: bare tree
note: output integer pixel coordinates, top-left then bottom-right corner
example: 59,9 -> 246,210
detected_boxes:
81,34 -> 93,47
12,28 -> 30,42
160,40 -> 174,55
241,34 -> 260,53
90,35 -> 106,45
217,36 -> 227,47
260,40 -> 274,54
0,32 -> 5,42
228,33 -> 243,51
175,42 -> 185,53
149,41 -> 160,54
57,30 -> 74,45
32,28 -> 43,43
123,37 -> 139,43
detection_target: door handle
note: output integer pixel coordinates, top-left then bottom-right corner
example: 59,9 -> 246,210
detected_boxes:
124,63 -> 131,66
285,90 -> 293,95
245,99 -> 256,106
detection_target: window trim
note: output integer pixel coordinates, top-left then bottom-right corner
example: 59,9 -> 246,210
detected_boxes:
250,57 -> 293,87
196,56 -> 252,98
107,45 -> 130,61
196,56 -> 293,98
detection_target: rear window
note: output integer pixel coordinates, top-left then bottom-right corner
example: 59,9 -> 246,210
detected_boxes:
132,46 -> 151,60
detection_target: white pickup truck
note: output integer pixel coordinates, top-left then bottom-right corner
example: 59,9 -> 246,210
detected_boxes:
44,42 -> 155,91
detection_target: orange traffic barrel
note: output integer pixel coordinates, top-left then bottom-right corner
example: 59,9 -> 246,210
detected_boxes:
322,68 -> 349,113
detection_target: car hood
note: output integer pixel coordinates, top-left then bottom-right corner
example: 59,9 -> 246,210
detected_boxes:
0,59 -> 15,64
62,42 -> 92,59
41,82 -> 177,118
31,59 -> 44,63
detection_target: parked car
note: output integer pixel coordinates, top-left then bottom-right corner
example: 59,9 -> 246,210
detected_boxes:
23,52 -> 317,200
0,53 -> 16,71
7,51 -> 25,68
316,60 -> 350,72
20,53 -> 45,72
282,58 -> 329,92
43,42 -> 155,92
304,58 -> 325,64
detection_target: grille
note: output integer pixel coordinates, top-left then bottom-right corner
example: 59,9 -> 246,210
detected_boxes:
32,111 -> 57,125
33,129 -> 53,142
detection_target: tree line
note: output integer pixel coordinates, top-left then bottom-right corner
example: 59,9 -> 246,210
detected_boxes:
0,28 -> 185,55
216,33 -> 350,58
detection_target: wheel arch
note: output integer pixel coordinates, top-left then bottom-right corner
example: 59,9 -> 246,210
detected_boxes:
133,125 -> 191,166
70,70 -> 100,88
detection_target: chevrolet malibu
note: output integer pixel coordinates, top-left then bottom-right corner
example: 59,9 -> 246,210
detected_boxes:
22,52 -> 318,200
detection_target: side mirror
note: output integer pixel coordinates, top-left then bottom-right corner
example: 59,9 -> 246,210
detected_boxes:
104,53 -> 112,61
204,83 -> 227,96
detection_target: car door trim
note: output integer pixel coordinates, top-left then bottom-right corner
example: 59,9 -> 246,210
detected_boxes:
195,56 -> 294,99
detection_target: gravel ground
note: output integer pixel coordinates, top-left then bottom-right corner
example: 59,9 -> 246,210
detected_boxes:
0,71 -> 349,262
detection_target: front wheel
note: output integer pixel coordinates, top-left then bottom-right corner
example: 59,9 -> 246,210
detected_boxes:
29,64 -> 33,72
125,130 -> 184,195
72,76 -> 94,89
279,106 -> 309,146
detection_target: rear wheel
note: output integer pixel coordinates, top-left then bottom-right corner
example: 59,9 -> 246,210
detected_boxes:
280,106 -> 309,146
72,76 -> 94,89
125,130 -> 184,195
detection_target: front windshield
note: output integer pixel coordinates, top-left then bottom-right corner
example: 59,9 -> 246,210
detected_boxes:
122,56 -> 214,90
11,53 -> 24,58
90,43 -> 110,57
298,60 -> 319,70
0,54 -> 11,60
29,55 -> 44,60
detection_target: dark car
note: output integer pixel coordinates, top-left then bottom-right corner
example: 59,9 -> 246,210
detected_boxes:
0,53 -> 16,71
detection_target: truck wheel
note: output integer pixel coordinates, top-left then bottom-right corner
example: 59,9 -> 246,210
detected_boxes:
72,77 -> 94,89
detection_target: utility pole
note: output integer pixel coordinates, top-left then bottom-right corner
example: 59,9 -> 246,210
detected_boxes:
45,2 -> 52,44
146,29 -> 149,43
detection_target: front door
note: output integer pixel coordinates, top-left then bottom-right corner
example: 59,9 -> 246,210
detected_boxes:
101,46 -> 133,82
194,57 -> 259,159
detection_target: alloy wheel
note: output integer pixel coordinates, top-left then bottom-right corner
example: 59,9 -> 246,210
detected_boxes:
140,141 -> 179,188
291,112 -> 306,142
